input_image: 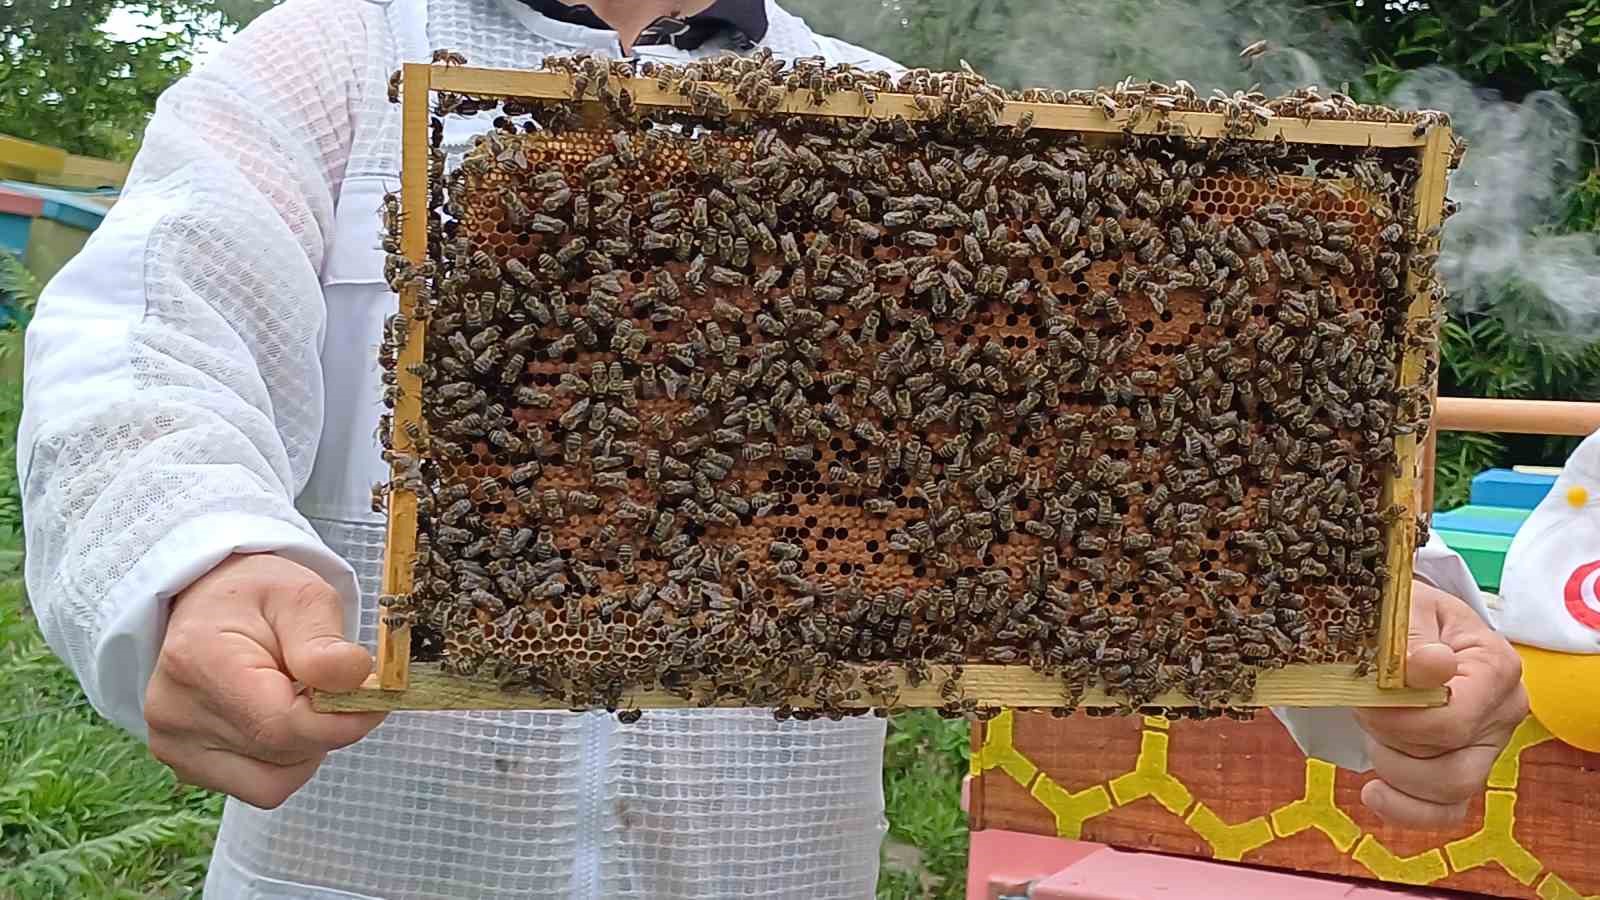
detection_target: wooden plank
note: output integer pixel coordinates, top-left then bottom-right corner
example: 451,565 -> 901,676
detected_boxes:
1422,377 -> 1441,516
1436,397 -> 1600,437
313,662 -> 1445,712
56,153 -> 129,188
1423,394 -> 1600,516
427,65 -> 1431,148
1373,127 -> 1451,690
373,62 -> 433,690
978,711 -> 1600,899
0,133 -> 68,176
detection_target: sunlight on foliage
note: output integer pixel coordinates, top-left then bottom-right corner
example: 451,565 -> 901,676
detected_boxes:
0,0 -> 269,159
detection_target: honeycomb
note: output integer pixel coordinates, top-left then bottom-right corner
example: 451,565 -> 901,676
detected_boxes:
375,54 -> 1449,719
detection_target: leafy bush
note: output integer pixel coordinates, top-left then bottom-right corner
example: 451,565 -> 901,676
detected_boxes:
1349,0 -> 1600,506
1434,310 -> 1600,507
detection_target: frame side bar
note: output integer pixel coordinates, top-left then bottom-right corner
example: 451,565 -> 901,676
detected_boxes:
374,62 -> 434,691
427,66 -> 1430,148
1375,126 -> 1452,690
968,721 -> 988,831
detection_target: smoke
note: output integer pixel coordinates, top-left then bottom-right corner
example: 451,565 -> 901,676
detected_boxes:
987,3 -> 1598,337
983,0 -> 1366,98
788,0 -> 1365,95
1390,68 -> 1593,336
789,0 -> 1598,336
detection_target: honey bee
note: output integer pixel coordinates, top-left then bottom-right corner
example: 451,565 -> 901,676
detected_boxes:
863,498 -> 896,516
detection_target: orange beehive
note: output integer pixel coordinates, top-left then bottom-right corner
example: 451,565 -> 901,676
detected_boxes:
970,710 -> 1600,900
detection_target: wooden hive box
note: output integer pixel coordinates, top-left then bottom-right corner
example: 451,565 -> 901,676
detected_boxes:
315,55 -> 1458,718
970,710 -> 1600,899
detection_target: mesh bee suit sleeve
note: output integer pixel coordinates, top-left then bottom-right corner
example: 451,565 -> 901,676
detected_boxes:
17,0 -> 374,737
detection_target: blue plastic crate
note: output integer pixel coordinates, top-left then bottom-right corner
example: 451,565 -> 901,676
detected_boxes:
1469,468 -> 1556,510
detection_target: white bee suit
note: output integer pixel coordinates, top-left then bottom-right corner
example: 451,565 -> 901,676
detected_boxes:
17,0 -> 1484,893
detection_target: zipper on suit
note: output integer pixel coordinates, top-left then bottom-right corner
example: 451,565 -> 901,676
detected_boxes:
572,711 -> 613,897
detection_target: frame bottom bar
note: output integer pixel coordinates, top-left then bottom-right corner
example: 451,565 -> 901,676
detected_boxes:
313,662 -> 1446,712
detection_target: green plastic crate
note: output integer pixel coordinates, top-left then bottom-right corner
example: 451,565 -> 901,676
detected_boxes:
1431,504 -> 1531,537
1433,528 -> 1513,592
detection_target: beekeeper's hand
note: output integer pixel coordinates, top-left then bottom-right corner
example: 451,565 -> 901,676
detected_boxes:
1354,579 -> 1528,828
144,553 -> 387,809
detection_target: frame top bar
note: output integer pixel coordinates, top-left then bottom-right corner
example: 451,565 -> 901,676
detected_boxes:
420,64 -> 1437,149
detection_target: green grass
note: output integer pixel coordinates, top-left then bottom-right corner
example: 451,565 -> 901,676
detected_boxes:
0,258 -> 229,898
0,581 -> 223,899
877,711 -> 971,900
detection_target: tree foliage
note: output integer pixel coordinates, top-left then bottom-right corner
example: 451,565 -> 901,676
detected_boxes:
1337,0 -> 1600,506
0,0 -> 271,159
792,0 -> 1600,508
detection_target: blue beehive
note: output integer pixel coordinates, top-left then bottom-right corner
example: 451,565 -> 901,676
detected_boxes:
1433,469 -> 1561,591
0,180 -> 115,325
1468,468 -> 1558,510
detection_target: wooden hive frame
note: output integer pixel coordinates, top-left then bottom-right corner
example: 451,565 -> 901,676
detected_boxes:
316,61 -> 1455,714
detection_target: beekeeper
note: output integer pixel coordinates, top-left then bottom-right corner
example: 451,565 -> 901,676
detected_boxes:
19,0 -> 1528,896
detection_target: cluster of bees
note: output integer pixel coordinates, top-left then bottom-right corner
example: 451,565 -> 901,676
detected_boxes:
374,51 -> 1451,721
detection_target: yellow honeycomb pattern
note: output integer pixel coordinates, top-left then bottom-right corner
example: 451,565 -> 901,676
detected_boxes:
974,712 -> 1595,898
